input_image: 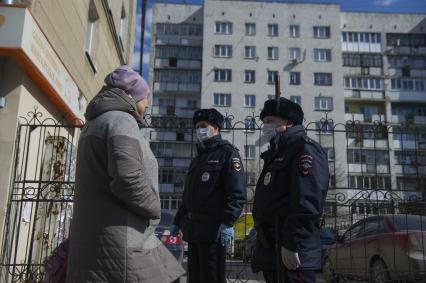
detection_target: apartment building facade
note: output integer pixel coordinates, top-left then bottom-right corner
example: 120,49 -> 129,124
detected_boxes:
149,3 -> 203,209
150,0 -> 426,219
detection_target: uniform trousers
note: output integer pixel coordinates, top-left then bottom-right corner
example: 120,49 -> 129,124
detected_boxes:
187,242 -> 226,283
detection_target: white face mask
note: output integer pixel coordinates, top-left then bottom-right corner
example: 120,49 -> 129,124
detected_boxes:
262,123 -> 278,141
196,127 -> 213,142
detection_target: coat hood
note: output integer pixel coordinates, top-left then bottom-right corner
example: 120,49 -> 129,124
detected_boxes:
84,87 -> 144,127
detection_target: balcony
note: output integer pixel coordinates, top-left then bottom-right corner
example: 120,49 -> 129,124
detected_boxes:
344,90 -> 385,100
156,37 -> 203,46
389,90 -> 426,103
347,138 -> 388,149
153,82 -> 201,94
150,131 -> 194,142
393,140 -> 417,150
415,116 -> 426,125
151,106 -> 197,118
348,164 -> 389,174
394,165 -> 426,175
155,58 -> 201,69
391,115 -> 426,125
345,113 -> 386,123
345,113 -> 364,122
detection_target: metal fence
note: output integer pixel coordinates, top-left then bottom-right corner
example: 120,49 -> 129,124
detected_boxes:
1,108 -> 425,282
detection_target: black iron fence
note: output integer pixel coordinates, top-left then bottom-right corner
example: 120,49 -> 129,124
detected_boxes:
1,109 -> 425,282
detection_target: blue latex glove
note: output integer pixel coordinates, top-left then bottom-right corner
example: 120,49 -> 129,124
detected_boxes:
170,225 -> 180,237
217,224 -> 234,247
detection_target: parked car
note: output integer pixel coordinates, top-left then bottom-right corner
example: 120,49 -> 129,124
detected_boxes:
155,210 -> 184,263
242,228 -> 257,263
320,227 -> 336,268
323,214 -> 426,283
242,227 -> 336,265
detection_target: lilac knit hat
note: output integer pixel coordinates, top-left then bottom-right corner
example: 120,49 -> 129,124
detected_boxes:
104,65 -> 150,102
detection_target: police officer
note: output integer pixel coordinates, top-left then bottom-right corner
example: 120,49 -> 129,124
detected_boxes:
251,98 -> 329,283
171,108 -> 246,283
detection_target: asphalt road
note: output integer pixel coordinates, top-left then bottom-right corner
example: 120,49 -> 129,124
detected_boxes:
178,260 -> 366,283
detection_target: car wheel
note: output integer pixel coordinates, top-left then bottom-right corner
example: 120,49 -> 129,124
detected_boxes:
370,259 -> 391,283
323,258 -> 339,283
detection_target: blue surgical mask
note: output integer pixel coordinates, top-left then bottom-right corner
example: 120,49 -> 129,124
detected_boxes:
196,127 -> 213,142
262,123 -> 278,141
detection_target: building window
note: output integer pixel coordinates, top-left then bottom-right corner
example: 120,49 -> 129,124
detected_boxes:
342,53 -> 382,67
390,78 -> 426,92
314,49 -> 331,62
245,117 -> 256,131
268,24 -> 278,37
245,23 -> 256,36
388,56 -> 426,69
154,70 -> 201,84
156,46 -> 202,60
157,23 -> 203,36
325,148 -> 335,161
244,95 -> 256,107
215,22 -> 233,34
213,93 -> 231,107
290,96 -> 301,105
387,33 -> 426,47
245,46 -> 256,59
267,47 -> 279,60
214,69 -> 232,82
118,4 -> 127,52
267,71 -> 279,84
314,97 -> 333,111
244,145 -> 256,159
314,73 -> 332,86
290,72 -> 301,85
85,0 -> 100,73
289,25 -> 300,38
315,121 -> 334,134
223,117 -> 232,129
288,48 -> 301,61
342,32 -> 381,44
344,77 -> 383,90
347,150 -> 389,165
313,26 -> 330,39
244,70 -> 256,83
187,100 -> 198,109
214,45 -> 232,57
349,176 -> 391,190
246,172 -> 257,186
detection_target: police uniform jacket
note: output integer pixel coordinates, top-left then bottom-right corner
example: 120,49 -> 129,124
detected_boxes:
252,125 -> 329,271
174,135 -> 246,242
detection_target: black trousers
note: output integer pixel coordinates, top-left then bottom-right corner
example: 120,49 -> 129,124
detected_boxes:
263,269 -> 316,283
187,242 -> 226,283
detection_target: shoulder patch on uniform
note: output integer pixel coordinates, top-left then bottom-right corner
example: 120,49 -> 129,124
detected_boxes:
299,154 -> 313,175
232,157 -> 242,171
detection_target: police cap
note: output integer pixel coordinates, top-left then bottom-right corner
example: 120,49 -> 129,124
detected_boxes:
260,97 -> 304,125
193,108 -> 224,130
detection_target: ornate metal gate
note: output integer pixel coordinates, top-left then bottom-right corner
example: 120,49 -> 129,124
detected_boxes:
0,109 -> 80,282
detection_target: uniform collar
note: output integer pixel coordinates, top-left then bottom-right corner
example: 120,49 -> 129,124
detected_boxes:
263,125 -> 306,158
196,134 -> 223,155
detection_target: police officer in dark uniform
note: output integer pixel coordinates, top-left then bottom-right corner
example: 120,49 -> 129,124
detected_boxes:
171,108 -> 246,283
251,98 -> 329,283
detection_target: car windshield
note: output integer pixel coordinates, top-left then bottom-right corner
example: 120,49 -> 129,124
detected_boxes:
392,215 -> 426,231
159,211 -> 175,226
